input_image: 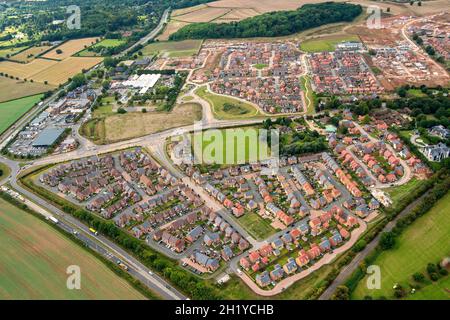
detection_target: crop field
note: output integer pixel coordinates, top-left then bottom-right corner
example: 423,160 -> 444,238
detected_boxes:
0,94 -> 43,135
0,46 -> 28,58
0,198 -> 145,300
142,40 -> 202,57
157,20 -> 191,41
352,192 -> 450,299
191,127 -> 270,165
195,86 -> 260,119
174,7 -> 231,23
300,34 -> 360,52
31,57 -> 102,86
0,77 -> 54,103
42,37 -> 100,60
10,45 -> 53,62
0,59 -> 57,79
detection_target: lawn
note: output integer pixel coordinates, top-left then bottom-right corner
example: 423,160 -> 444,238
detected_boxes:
407,89 -> 427,98
191,127 -> 270,165
407,276 -> 450,300
352,192 -> 450,299
0,162 -> 10,182
300,34 -> 360,52
385,177 -> 424,208
195,86 -> 260,120
0,198 -> 145,299
142,40 -> 202,57
300,75 -> 315,114
236,212 -> 276,240
0,94 -> 43,135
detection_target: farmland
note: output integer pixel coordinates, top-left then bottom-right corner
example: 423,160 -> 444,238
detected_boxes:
9,45 -> 53,63
142,40 -> 202,57
0,198 -> 145,300
352,192 -> 450,299
77,39 -> 127,57
0,94 -> 43,135
0,59 -> 57,80
82,103 -> 202,144
42,38 -> 100,60
31,57 -> 103,86
0,77 -> 54,103
195,86 -> 260,119
0,46 -> 28,58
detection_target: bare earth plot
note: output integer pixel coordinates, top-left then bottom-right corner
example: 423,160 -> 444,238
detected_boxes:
42,37 -> 100,60
102,103 -> 202,143
0,198 -> 145,300
0,77 -> 54,103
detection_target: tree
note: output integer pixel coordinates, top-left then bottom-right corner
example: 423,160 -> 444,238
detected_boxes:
412,272 -> 425,282
56,49 -> 63,54
332,286 -> 350,300
117,108 -> 127,114
379,232 -> 396,250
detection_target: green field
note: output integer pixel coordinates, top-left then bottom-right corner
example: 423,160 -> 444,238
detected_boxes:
142,40 -> 202,57
407,276 -> 450,300
352,192 -> 450,299
407,89 -> 427,98
236,212 -> 276,240
0,46 -> 28,58
300,75 -> 316,115
300,35 -> 360,52
77,39 -> 126,56
195,86 -> 260,120
0,162 -> 11,182
191,127 -> 270,165
385,178 -> 425,207
0,198 -> 145,299
0,94 -> 43,135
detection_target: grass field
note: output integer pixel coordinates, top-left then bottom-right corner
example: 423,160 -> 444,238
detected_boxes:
0,77 -> 54,103
77,39 -> 127,57
0,46 -> 28,58
300,75 -> 315,114
195,86 -> 260,119
385,178 -> 425,208
42,37 -> 99,60
142,40 -> 202,57
407,276 -> 450,300
0,94 -> 43,135
352,192 -> 450,299
0,162 -> 10,182
192,127 -> 270,164
236,212 -> 276,240
82,103 -> 202,144
9,45 -> 53,62
0,198 -> 145,300
300,34 -> 360,52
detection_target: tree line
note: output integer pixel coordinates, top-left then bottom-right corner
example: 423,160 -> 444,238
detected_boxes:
169,2 -> 362,40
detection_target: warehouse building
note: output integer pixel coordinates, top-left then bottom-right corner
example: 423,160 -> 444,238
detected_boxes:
32,128 -> 65,148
